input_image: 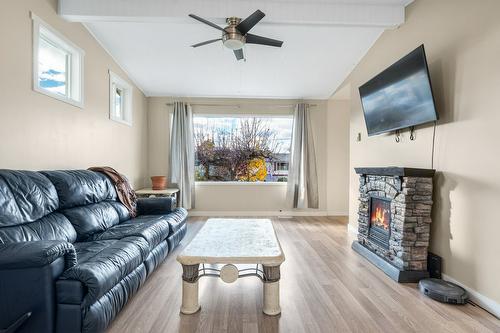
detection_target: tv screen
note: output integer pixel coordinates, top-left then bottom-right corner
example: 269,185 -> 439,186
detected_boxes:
359,45 -> 437,136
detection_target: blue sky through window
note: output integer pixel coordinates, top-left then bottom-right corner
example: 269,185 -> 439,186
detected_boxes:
38,36 -> 68,96
193,116 -> 293,154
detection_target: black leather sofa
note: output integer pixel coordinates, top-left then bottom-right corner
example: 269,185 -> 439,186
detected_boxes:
0,170 -> 188,333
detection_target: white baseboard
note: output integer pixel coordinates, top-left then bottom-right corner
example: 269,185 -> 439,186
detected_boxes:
188,210 -> 328,217
442,273 -> 500,319
348,223 -> 358,235
326,210 -> 349,216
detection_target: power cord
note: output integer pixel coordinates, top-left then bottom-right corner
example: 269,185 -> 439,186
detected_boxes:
431,121 -> 437,169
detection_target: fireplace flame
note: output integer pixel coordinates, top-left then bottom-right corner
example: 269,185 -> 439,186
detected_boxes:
371,205 -> 389,230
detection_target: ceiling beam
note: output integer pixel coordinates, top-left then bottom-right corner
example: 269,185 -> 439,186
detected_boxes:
58,0 -> 409,28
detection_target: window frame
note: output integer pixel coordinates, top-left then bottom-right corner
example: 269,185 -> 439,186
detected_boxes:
32,12 -> 84,108
192,113 -> 293,185
109,70 -> 133,126
195,181 -> 287,186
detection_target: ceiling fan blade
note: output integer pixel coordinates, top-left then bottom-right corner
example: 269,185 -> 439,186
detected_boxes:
189,14 -> 224,31
246,34 -> 283,47
233,49 -> 245,61
236,10 -> 265,35
191,38 -> 222,48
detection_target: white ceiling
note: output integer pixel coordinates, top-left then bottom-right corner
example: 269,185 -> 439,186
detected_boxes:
61,0 -> 413,99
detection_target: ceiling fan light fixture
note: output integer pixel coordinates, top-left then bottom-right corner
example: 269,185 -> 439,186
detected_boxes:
223,38 -> 245,50
222,30 -> 246,50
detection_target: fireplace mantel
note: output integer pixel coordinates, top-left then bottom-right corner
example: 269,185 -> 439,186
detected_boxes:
355,167 -> 435,178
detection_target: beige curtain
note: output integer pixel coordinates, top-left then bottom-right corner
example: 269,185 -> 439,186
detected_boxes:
168,102 -> 195,209
285,103 -> 319,209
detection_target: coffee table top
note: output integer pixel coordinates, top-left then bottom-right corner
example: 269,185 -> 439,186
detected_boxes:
177,219 -> 285,266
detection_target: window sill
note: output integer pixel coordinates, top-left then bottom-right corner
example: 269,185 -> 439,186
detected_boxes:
110,116 -> 132,126
33,86 -> 83,109
195,181 -> 287,186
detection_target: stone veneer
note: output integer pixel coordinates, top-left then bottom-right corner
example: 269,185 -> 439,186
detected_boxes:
357,173 -> 433,272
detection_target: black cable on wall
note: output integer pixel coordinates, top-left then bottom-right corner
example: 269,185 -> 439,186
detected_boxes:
431,121 -> 437,169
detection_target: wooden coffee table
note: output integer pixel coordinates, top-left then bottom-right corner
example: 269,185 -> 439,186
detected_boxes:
177,218 -> 285,316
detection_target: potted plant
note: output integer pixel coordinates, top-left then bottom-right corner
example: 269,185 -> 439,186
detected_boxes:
151,176 -> 167,190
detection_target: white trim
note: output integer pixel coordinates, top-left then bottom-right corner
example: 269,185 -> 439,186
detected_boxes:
31,12 -> 84,108
327,210 -> 349,216
347,223 -> 358,236
188,210 -> 328,217
109,70 -> 133,126
59,0 -> 407,28
442,273 -> 500,319
195,181 -> 287,187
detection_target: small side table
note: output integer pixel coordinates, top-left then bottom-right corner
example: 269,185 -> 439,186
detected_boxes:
135,188 -> 180,207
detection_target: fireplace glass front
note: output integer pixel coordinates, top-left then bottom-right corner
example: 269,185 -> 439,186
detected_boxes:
368,196 -> 391,248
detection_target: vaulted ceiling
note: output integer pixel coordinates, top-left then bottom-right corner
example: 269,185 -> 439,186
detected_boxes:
59,0 -> 413,99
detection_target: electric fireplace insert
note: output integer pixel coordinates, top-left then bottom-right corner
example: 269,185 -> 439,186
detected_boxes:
368,196 -> 391,249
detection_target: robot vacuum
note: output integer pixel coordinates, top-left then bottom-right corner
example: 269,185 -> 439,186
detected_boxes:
419,278 -> 468,304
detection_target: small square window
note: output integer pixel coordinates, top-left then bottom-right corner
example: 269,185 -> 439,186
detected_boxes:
32,13 -> 84,107
109,71 -> 132,126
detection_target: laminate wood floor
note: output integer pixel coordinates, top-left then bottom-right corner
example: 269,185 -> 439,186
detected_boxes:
107,216 -> 500,333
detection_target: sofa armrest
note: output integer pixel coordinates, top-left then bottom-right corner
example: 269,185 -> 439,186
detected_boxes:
0,241 -> 77,270
0,257 -> 66,333
137,197 -> 176,215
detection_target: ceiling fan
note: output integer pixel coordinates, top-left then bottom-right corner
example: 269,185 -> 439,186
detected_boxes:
189,10 -> 284,61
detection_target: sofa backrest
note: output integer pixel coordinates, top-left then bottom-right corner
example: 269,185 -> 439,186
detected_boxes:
0,212 -> 77,244
41,170 -> 116,209
0,170 -> 77,244
41,170 -> 130,241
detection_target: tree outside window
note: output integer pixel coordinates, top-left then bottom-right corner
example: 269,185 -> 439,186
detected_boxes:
194,116 -> 293,182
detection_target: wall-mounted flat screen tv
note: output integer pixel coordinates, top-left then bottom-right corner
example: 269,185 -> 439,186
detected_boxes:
359,45 -> 438,136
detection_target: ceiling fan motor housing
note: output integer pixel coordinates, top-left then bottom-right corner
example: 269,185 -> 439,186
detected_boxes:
223,17 -> 245,50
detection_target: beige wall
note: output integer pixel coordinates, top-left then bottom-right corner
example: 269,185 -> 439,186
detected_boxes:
148,97 -> 343,214
326,98 -> 350,215
342,0 -> 500,305
0,0 -> 148,188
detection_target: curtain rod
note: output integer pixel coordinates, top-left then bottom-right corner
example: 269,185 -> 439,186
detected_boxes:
165,103 -> 317,108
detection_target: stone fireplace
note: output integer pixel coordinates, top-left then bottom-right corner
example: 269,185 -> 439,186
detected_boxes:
352,167 -> 435,282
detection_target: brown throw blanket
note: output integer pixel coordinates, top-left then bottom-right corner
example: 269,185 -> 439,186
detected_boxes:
88,166 -> 137,218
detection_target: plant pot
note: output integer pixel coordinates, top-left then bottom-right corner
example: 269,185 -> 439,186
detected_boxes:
151,176 -> 167,190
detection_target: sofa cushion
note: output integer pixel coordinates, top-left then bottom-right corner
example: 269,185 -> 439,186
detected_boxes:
61,236 -> 149,306
162,208 -> 188,235
41,170 -> 116,209
62,201 -> 123,241
0,212 -> 77,243
167,223 -> 187,252
144,240 -> 169,275
82,264 -> 147,333
0,170 -> 59,226
89,215 -> 170,249
108,201 -> 131,222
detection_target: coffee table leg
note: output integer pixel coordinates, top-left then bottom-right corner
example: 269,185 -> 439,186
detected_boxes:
262,265 -> 281,315
181,264 -> 200,314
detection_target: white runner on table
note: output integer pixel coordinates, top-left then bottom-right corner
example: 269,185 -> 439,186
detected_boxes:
177,218 -> 285,266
